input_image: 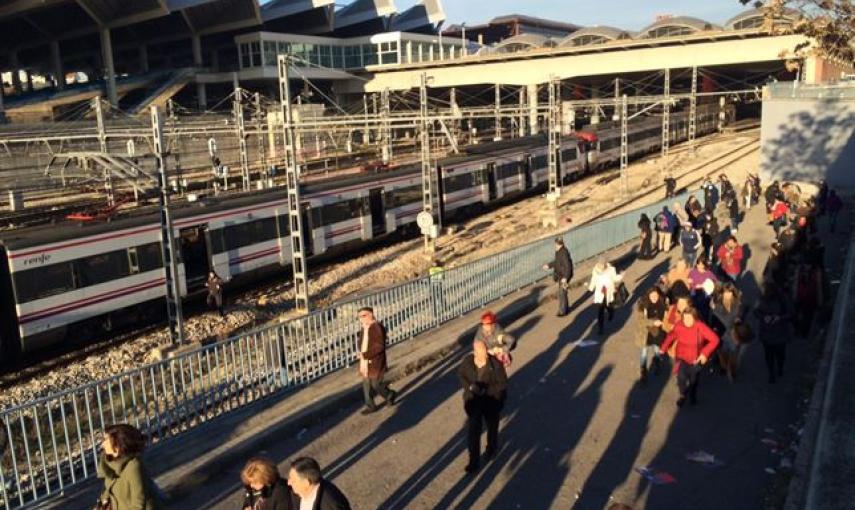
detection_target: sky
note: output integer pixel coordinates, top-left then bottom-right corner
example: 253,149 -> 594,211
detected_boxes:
396,0 -> 753,31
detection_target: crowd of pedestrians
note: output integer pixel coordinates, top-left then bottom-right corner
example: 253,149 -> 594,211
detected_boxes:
93,172 -> 840,509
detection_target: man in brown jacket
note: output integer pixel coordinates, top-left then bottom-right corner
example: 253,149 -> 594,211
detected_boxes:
358,307 -> 398,414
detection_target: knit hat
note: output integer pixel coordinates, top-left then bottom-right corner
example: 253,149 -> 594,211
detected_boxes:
480,311 -> 497,325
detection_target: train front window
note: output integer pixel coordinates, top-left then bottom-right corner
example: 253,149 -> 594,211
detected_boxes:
13,262 -> 75,303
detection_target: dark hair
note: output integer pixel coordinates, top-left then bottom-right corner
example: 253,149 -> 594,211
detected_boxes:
638,286 -> 663,312
104,424 -> 146,458
682,305 -> 699,320
290,457 -> 322,485
554,238 -> 564,246
357,306 -> 374,315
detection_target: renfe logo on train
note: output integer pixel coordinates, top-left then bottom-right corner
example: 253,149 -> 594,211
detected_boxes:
22,253 -> 51,267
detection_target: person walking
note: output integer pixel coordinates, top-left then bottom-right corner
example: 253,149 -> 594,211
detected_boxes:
755,283 -> 791,384
428,258 -> 446,319
588,260 -> 623,335
635,287 -> 667,385
473,311 -> 515,367
793,262 -> 824,338
817,180 -> 829,215
726,188 -> 740,234
206,271 -> 225,316
241,457 -> 295,510
654,206 -> 674,252
770,197 -> 790,236
459,338 -> 508,473
763,242 -> 788,289
664,175 -> 677,198
703,179 -> 719,212
357,307 -> 398,414
765,180 -> 782,215
287,457 -> 351,510
688,258 -> 717,291
543,238 -> 573,316
702,212 -> 720,263
637,213 -> 654,260
96,424 -> 163,510
716,236 -> 744,282
660,307 -> 720,407
679,222 -> 701,267
711,282 -> 745,382
827,190 -> 843,233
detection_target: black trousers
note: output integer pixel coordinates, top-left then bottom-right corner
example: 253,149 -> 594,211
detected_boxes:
465,397 -> 503,463
677,362 -> 701,401
763,342 -> 786,380
556,282 -> 569,316
597,302 -> 614,333
363,375 -> 392,407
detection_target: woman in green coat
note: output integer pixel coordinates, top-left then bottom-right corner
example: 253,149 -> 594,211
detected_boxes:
96,424 -> 162,510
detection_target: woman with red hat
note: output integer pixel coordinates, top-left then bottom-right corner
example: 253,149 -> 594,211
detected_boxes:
473,311 -> 516,367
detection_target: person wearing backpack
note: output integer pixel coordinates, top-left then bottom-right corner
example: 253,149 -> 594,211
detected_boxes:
95,424 -> 163,510
654,206 -> 673,253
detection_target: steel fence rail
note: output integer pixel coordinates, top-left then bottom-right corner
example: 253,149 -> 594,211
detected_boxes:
0,189 -> 700,509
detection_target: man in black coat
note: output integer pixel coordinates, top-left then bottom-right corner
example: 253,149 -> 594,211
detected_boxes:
543,238 -> 573,316
288,457 -> 351,510
459,339 -> 508,473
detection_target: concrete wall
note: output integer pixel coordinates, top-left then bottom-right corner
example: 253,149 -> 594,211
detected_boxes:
760,95 -> 855,187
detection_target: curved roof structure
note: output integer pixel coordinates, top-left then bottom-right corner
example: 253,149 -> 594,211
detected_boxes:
638,16 -> 722,39
391,0 -> 445,34
725,8 -> 799,31
556,26 -> 631,47
493,33 -> 555,53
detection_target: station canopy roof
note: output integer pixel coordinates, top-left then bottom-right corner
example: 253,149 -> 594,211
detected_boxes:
0,0 -> 445,67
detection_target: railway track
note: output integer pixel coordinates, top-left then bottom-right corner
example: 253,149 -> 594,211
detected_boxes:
0,130 -> 761,395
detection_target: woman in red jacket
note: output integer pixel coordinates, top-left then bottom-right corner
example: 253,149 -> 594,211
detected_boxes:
716,236 -> 744,283
660,307 -> 720,407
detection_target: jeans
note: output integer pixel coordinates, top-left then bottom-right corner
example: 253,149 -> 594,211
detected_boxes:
556,282 -> 569,316
597,302 -> 613,333
830,210 -> 839,232
363,375 -> 393,407
731,215 -> 739,232
683,250 -> 697,267
677,362 -> 701,401
640,345 -> 661,370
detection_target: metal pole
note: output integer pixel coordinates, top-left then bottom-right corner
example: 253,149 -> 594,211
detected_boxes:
620,94 -> 628,196
380,88 -> 391,164
151,105 -> 185,345
494,83 -> 502,141
662,68 -> 670,159
518,86 -> 526,138
234,87 -> 250,190
689,66 -> 697,152
420,73 -> 437,253
278,55 -> 310,313
363,94 -> 370,143
547,77 -> 561,198
94,98 -> 114,206
254,92 -> 269,187
718,96 -> 726,133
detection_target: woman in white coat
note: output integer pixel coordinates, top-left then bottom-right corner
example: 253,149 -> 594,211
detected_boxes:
588,260 -> 624,335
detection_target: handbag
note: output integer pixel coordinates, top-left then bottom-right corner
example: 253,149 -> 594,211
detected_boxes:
94,500 -> 112,510
733,320 -> 755,344
614,282 -> 630,307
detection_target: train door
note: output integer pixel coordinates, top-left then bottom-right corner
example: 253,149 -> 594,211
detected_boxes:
301,204 -> 314,256
368,188 -> 386,237
485,163 -> 497,201
179,226 -> 210,289
436,164 -> 446,220
523,156 -> 533,189
0,247 -> 21,360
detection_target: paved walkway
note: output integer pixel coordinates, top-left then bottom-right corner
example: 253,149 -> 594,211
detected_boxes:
172,203 -> 848,510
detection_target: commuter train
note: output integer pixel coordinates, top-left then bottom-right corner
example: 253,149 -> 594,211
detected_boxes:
0,107 -> 719,357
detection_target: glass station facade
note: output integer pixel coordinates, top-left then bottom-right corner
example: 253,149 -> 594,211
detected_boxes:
236,31 -> 474,71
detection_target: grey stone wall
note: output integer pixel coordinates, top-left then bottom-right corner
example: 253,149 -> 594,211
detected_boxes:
760,95 -> 855,187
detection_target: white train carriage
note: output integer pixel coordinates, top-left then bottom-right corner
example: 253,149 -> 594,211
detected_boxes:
0,195 -> 290,352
